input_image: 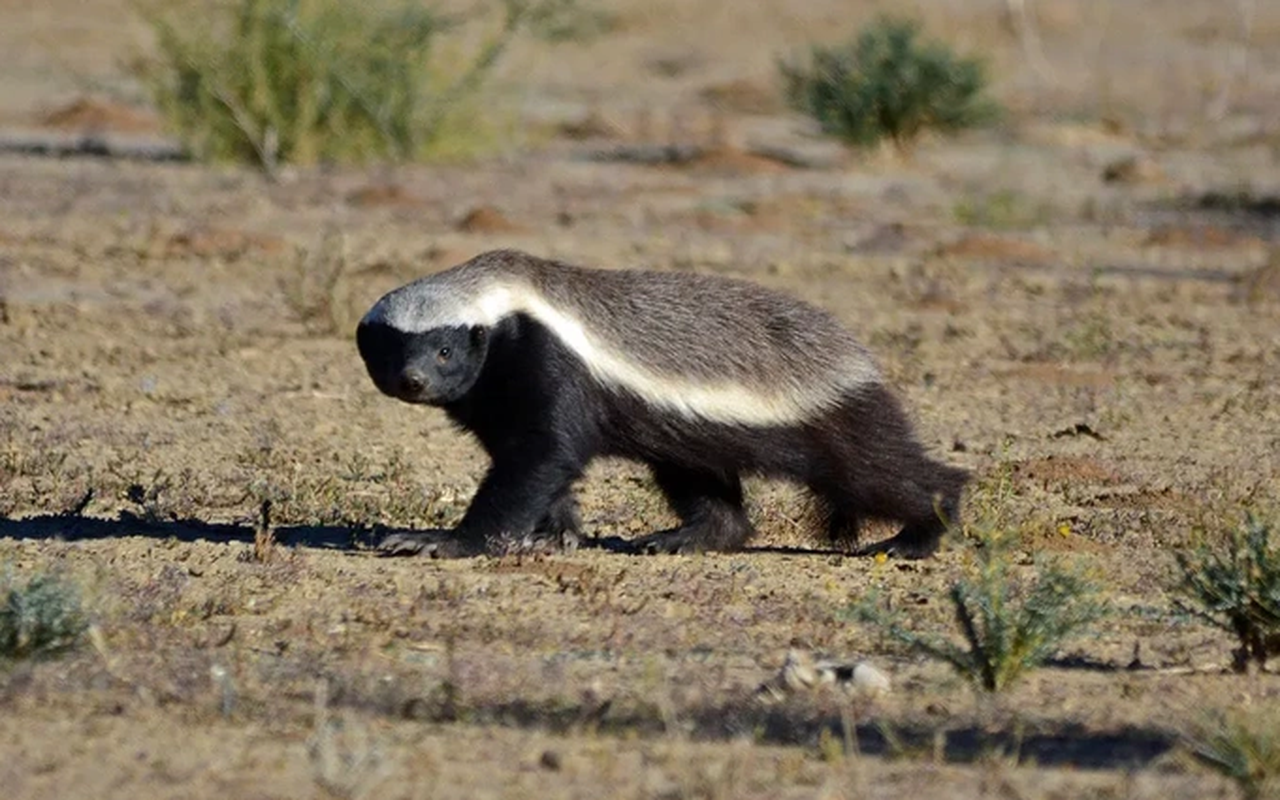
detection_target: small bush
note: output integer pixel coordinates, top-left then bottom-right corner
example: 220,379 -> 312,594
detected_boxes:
851,527 -> 1106,693
1186,707 -> 1280,800
0,568 -> 89,662
279,229 -> 356,336
1175,514 -> 1280,673
779,16 -> 1000,152
133,0 -> 574,172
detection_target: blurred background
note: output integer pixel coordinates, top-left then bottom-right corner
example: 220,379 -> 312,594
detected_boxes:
2,0 -> 1277,164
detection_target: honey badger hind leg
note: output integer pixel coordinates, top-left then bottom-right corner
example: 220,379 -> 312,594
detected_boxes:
837,456 -> 967,560
631,464 -> 755,555
854,461 -> 968,559
816,494 -> 863,550
813,385 -> 969,559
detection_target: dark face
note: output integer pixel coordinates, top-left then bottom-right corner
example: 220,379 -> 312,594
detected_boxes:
356,322 -> 488,405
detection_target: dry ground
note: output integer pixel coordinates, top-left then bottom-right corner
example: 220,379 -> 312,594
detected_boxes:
2,1 -> 1280,798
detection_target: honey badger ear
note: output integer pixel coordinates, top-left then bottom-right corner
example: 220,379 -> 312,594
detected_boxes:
470,325 -> 487,347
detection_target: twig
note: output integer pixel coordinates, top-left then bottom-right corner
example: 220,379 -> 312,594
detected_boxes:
253,498 -> 275,563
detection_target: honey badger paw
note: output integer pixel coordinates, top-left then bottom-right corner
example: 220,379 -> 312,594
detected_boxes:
484,528 -> 581,556
630,528 -> 709,555
629,524 -> 750,555
376,530 -> 483,559
377,528 -> 582,558
855,527 -> 944,560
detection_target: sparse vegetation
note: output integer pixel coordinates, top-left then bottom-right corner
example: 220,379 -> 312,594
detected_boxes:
1061,310 -> 1117,361
953,190 -> 1053,231
779,15 -> 999,152
1175,513 -> 1280,673
1185,707 -> 1280,800
1,567 -> 90,662
851,526 -> 1107,693
279,230 -> 357,336
132,0 -> 578,172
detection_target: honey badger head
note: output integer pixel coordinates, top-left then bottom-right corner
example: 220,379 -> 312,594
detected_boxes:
356,320 -> 489,405
355,260 -> 502,405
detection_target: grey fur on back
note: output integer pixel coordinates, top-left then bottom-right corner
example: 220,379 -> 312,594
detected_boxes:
363,250 -> 882,424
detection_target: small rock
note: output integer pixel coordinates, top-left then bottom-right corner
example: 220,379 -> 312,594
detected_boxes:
851,662 -> 891,697
757,649 -> 891,700
781,648 -> 820,691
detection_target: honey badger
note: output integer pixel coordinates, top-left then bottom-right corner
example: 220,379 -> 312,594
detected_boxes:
355,249 -> 968,558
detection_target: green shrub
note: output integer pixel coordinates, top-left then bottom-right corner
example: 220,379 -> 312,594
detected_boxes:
779,16 -> 1000,152
1,568 -> 89,662
851,527 -> 1106,693
133,0 -> 569,172
1185,707 -> 1280,800
1175,514 -> 1280,673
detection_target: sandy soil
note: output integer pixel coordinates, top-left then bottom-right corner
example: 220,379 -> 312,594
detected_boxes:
2,1 -> 1280,797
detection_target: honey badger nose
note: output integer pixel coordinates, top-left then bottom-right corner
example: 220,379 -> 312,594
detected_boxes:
399,369 -> 428,396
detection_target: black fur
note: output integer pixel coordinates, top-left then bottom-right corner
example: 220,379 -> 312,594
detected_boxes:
357,311 -> 968,558
356,322 -> 488,404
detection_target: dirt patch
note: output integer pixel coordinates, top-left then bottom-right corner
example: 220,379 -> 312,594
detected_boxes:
698,78 -> 785,115
160,225 -> 288,260
38,96 -> 160,134
1101,154 -> 1167,185
1012,456 -> 1125,489
1232,255 -> 1280,303
1143,224 -> 1266,251
346,183 -> 428,209
455,205 -> 529,234
1086,485 -> 1206,514
996,364 -> 1118,389
687,197 -> 795,233
681,145 -> 794,175
935,233 -> 1057,265
557,109 -> 626,141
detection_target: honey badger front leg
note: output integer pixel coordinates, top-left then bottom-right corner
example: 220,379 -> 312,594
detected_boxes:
458,448 -> 585,552
378,445 -> 583,557
631,464 -> 756,554
537,488 -> 582,539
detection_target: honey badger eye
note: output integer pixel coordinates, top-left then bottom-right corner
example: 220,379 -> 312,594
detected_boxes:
437,346 -> 452,362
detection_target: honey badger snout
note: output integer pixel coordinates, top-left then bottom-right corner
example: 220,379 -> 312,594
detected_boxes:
397,368 -> 428,397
